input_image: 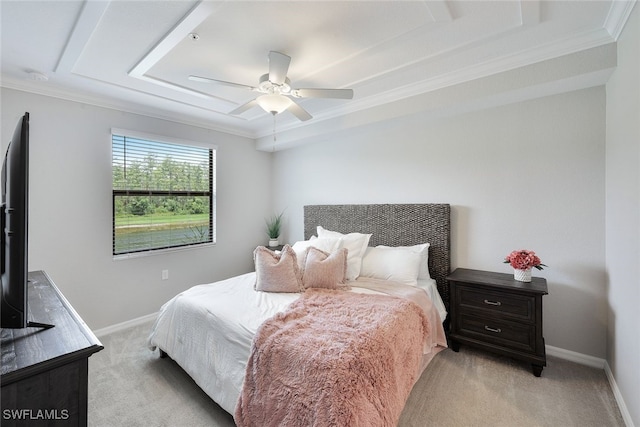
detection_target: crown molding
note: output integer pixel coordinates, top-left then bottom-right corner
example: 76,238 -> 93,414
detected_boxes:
604,0 -> 637,40
256,42 -> 616,151
0,77 -> 255,140
254,29 -> 617,140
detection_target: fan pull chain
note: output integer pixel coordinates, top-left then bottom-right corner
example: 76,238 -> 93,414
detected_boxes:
272,112 -> 277,152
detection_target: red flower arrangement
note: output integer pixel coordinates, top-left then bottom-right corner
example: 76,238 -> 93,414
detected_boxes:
504,250 -> 546,271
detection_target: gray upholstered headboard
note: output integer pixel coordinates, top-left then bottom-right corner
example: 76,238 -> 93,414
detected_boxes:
304,204 -> 451,309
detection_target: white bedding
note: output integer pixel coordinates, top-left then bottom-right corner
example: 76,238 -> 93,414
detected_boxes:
417,278 -> 448,322
147,272 -> 447,415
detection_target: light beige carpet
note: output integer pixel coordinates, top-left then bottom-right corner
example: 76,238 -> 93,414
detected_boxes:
88,320 -> 624,427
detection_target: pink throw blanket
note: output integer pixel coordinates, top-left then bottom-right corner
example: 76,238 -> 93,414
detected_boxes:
235,288 -> 431,427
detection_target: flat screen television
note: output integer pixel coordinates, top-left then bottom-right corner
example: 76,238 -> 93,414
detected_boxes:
1,112 -> 30,328
1,112 -> 52,329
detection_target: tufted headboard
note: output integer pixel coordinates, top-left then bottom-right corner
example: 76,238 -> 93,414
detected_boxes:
304,204 -> 451,309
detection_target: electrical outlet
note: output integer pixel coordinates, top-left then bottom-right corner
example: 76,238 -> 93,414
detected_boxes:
161,270 -> 169,280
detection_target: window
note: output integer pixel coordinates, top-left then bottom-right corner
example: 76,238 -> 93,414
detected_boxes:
112,130 -> 216,256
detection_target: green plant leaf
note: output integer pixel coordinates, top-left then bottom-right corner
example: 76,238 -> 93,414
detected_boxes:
265,211 -> 284,238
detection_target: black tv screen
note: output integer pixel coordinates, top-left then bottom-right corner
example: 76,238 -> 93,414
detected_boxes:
1,112 -> 29,328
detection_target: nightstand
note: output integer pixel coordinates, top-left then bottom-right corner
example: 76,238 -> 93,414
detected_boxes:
447,268 -> 548,376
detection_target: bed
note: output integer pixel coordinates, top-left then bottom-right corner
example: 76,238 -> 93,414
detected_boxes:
147,203 -> 450,426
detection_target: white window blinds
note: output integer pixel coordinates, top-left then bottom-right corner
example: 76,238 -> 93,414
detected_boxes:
112,132 -> 216,255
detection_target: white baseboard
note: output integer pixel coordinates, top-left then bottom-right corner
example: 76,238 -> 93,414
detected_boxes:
604,361 -> 636,427
94,312 -> 158,338
546,344 -> 606,369
547,344 -> 634,427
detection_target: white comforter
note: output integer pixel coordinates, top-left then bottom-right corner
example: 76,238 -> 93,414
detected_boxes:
147,272 -> 447,414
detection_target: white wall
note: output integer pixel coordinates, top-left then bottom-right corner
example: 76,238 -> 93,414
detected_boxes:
273,86 -> 608,359
1,88 -> 273,330
605,3 -> 640,425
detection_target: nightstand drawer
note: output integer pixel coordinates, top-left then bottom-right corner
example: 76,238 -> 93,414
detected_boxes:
458,314 -> 535,353
457,286 -> 534,321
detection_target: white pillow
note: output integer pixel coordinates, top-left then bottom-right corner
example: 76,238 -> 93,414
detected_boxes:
291,236 -> 341,270
360,246 -> 422,285
317,226 -> 371,281
379,243 -> 431,280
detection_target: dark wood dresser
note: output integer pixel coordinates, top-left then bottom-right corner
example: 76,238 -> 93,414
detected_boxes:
447,268 -> 548,376
1,271 -> 103,426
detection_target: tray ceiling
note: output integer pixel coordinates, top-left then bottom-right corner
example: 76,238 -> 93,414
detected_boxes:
0,1 -> 635,145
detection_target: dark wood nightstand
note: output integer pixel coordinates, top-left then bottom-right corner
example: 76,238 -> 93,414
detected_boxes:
447,268 -> 548,376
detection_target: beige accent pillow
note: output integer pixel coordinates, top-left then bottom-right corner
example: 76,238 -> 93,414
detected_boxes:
302,247 -> 348,290
291,236 -> 341,270
254,245 -> 303,293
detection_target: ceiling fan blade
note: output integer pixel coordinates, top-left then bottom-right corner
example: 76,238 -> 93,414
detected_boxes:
189,75 -> 256,91
292,88 -> 354,99
229,99 -> 258,115
268,51 -> 291,85
287,100 -> 312,121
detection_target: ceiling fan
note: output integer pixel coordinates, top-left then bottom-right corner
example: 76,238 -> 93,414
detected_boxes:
189,51 -> 354,121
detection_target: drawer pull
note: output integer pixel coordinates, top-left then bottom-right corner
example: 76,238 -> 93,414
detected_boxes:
484,326 -> 502,333
483,299 -> 502,306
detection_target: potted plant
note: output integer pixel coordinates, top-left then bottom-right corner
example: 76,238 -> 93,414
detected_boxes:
265,211 -> 284,247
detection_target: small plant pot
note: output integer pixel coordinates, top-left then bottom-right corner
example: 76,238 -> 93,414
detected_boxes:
268,238 -> 279,247
514,268 -> 532,282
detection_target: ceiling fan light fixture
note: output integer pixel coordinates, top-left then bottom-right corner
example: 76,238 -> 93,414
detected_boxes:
194,51 -> 352,122
258,73 -> 291,94
256,94 -> 292,115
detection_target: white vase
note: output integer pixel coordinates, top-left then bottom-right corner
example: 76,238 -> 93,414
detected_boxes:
268,238 -> 279,247
514,268 -> 532,282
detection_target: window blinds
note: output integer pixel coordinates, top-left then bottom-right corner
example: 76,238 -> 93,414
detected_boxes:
112,133 -> 215,255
